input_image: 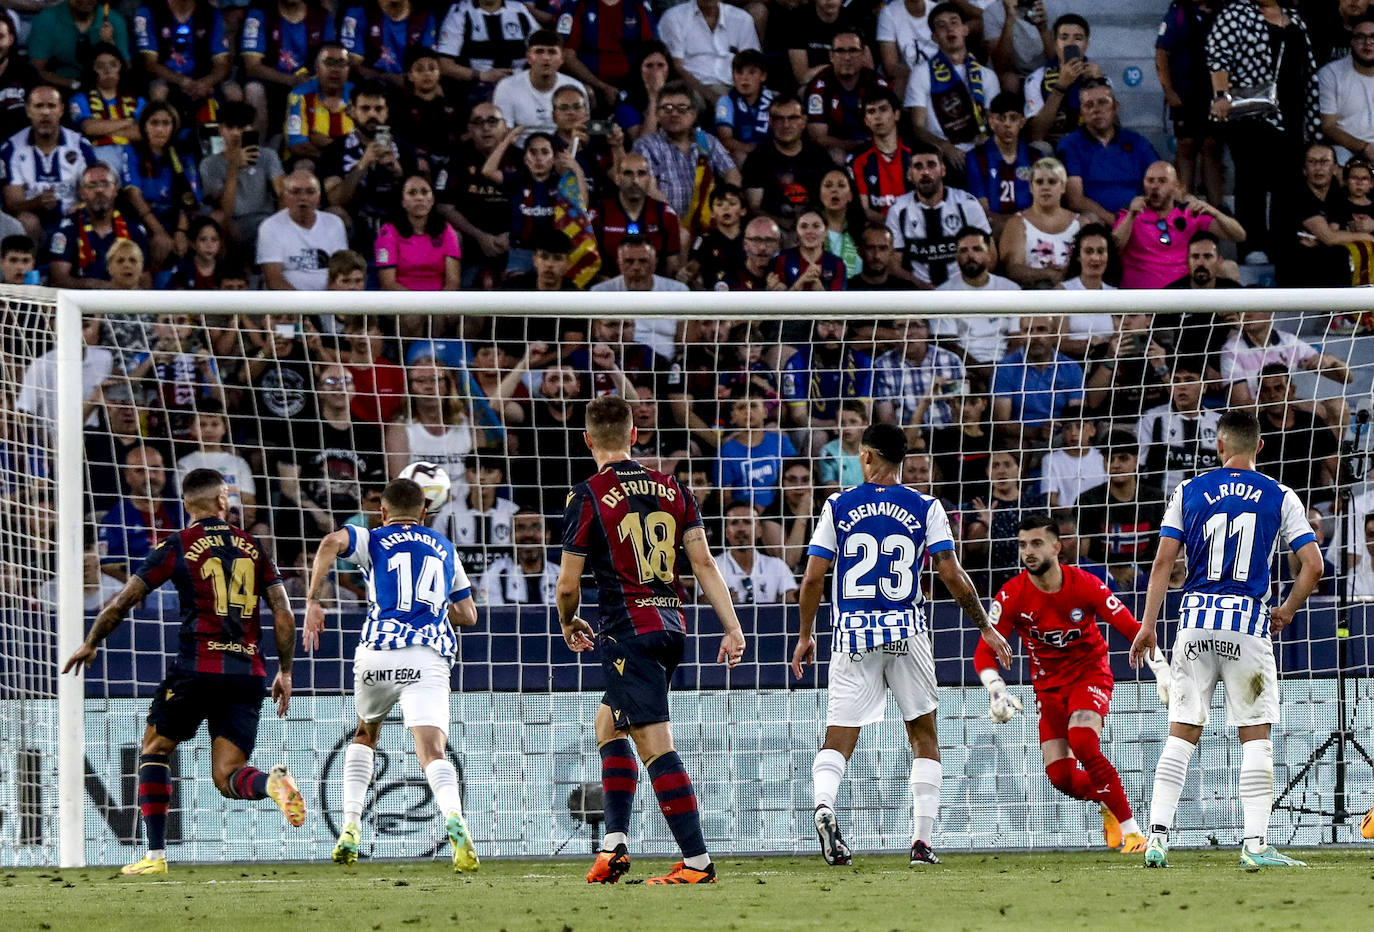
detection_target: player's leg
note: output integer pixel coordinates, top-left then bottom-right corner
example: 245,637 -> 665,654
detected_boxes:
891,633 -> 941,865
127,724 -> 180,875
814,646 -> 890,866
587,702 -> 637,883
208,677 -> 305,827
1037,688 -> 1103,806
812,725 -> 859,867
1064,708 -> 1144,850
1145,629 -> 1214,867
333,719 -> 381,866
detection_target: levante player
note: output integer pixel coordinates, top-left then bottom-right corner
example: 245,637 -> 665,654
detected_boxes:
557,395 -> 747,885
974,514 -> 1171,853
63,467 -> 305,874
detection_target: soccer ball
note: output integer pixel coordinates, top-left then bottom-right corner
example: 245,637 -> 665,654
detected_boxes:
398,461 -> 451,512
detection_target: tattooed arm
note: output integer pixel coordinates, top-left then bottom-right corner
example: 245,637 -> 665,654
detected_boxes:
61,577 -> 149,673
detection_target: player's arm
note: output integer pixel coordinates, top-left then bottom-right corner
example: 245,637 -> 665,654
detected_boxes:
684,527 -> 747,668
971,590 -> 1022,721
266,582 -> 295,716
1092,573 -> 1171,703
792,553 -> 831,679
447,596 -> 478,629
304,527 -> 352,651
1129,534 -> 1180,668
61,576 -> 149,673
932,549 -> 1013,668
555,551 -> 595,652
1272,540 -> 1323,634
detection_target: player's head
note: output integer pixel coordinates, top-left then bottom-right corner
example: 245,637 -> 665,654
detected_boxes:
182,467 -> 229,520
1017,513 -> 1061,576
1217,408 -> 1263,460
859,422 -> 907,479
381,477 -> 428,524
584,394 -> 636,454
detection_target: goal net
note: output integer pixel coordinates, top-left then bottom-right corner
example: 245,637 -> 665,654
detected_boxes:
3,286 -> 1373,867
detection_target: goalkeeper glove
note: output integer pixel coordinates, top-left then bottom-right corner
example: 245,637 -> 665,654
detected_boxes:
979,667 -> 1022,723
1145,647 -> 1171,706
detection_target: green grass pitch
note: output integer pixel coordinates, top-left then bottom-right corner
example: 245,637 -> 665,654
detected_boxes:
4,849 -> 1374,931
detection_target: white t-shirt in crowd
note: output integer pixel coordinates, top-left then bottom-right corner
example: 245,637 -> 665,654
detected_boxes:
659,2 -> 760,87
255,209 -> 349,291
903,59 -> 1001,151
876,1 -> 935,72
491,70 -> 586,140
1318,56 -> 1374,162
1040,446 -> 1108,509
716,548 -> 798,604
16,345 -> 114,426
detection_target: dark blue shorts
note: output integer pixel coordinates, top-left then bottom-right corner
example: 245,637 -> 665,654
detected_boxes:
146,671 -> 266,755
599,630 -> 685,730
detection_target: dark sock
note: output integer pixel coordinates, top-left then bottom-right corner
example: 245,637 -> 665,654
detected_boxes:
599,738 -> 637,839
1067,725 -> 1133,823
227,765 -> 270,801
647,751 -> 706,859
138,753 -> 171,852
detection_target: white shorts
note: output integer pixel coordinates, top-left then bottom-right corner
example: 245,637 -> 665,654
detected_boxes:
826,632 -> 938,728
1168,627 -> 1279,728
353,644 -> 452,734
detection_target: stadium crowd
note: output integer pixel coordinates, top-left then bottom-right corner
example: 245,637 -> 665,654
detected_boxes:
0,0 -> 1365,607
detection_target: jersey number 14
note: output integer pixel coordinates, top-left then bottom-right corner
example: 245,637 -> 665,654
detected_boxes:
387,551 -> 447,616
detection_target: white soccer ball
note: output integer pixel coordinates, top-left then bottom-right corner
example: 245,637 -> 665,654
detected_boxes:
398,461 -> 451,512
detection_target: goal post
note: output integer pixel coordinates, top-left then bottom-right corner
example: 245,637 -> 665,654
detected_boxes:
6,285 -> 1373,868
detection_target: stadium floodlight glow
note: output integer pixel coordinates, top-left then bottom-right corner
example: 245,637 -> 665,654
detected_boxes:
5,285 -> 1370,870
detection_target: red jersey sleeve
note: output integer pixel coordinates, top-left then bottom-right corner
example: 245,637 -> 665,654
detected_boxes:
973,579 -> 1019,674
134,537 -> 178,591
561,484 -> 596,556
1078,566 -> 1140,642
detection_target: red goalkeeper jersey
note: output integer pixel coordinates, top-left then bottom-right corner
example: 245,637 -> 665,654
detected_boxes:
973,564 -> 1140,690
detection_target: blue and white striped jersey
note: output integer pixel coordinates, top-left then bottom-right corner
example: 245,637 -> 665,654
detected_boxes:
341,522 -> 472,661
808,483 -> 954,653
1160,467 -> 1315,638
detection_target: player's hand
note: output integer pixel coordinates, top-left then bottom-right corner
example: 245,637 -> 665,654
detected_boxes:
1269,605 -> 1295,634
303,599 -> 325,652
790,634 -> 815,679
561,615 -> 596,652
981,626 -> 1013,669
718,628 -> 746,668
62,643 -> 97,675
1129,624 -> 1157,669
271,670 -> 291,716
986,679 -> 1023,723
1145,647 -> 1171,706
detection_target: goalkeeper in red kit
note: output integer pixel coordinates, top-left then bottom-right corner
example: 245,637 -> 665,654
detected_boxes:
973,514 -> 1171,853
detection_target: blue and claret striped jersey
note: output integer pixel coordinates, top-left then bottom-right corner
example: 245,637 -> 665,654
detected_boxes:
562,460 -> 703,638
135,517 -> 283,677
808,483 -> 954,653
1161,467 -> 1315,637
341,522 -> 471,661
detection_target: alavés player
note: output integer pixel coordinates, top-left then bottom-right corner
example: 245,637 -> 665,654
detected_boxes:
304,477 -> 480,871
792,423 -> 1013,867
557,395 -> 747,885
63,468 -> 305,875
1131,409 -> 1324,869
975,514 -> 1171,855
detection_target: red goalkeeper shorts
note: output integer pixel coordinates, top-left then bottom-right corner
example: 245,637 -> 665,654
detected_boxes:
1034,673 -> 1114,744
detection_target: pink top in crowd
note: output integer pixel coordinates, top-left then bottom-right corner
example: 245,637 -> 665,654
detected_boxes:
1116,206 -> 1212,290
374,223 -> 462,291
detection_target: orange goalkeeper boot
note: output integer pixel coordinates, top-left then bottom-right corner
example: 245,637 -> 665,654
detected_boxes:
586,843 -> 631,884
1362,803 -> 1374,840
645,861 -> 717,884
1101,805 -> 1123,849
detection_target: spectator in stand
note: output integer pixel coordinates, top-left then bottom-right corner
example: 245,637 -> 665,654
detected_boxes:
614,41 -> 676,142
683,182 -> 745,289
256,169 -> 349,289
49,163 -> 151,289
1054,512 -> 1116,590
502,227 -> 579,290
1081,313 -> 1171,422
320,81 -> 419,255
1156,0 -> 1225,205
178,402 -> 257,526
1056,223 -> 1119,358
105,238 -> 149,292
163,215 -> 233,289
1165,229 -> 1242,291
436,0 -> 536,87
1135,355 -> 1221,496
338,0 -> 437,90
201,100 -> 284,253
441,102 -> 510,288
817,169 -> 863,275
741,95 -> 832,233
556,0 -> 657,110
135,0 -> 232,117
383,358 -> 474,479
724,215 -> 781,290
999,156 -> 1082,288
768,209 -> 846,290
0,234 -> 35,285
550,85 -> 621,204
126,310 -> 225,439
992,315 -> 1084,446
15,315 -> 112,432
805,30 -> 891,164
1058,80 -> 1157,225
906,2 -> 1000,175
1113,160 -> 1245,289
242,0 -> 338,141
284,41 -> 354,163
28,0 -> 130,92
877,0 -> 938,101
376,173 -> 461,291
1074,432 -> 1164,592
1256,363 -> 1340,509
393,47 -> 459,179
848,223 -> 917,291
633,81 -> 740,236
1039,415 -> 1106,509
565,317 -> 656,399
781,320 -> 872,451
874,317 -> 965,429
491,30 -> 584,139
966,91 -> 1034,239
1319,12 -> 1374,163
886,141 -> 991,286
98,445 -> 185,583
1220,310 -> 1352,421
1344,155 -> 1374,224
119,102 -> 202,267
483,128 -> 585,275
629,394 -> 695,475
2,85 -> 97,243
778,457 -> 816,572
1277,140 -> 1374,285
0,13 -> 40,145
590,235 -> 690,294
715,49 -> 774,166
596,152 -> 682,276
433,453 -> 521,579
960,446 -> 1048,593
927,385 -> 993,507
717,384 -> 795,522
1306,0 -> 1371,67
982,0 -> 1054,91
848,89 -> 910,225
327,247 -> 368,289
938,225 -> 1018,294
658,0 -> 760,105
783,0 -> 872,88
340,314 -> 405,425
1025,14 -> 1101,148
70,43 -> 143,173
717,501 -> 798,604
477,509 -> 558,606
509,362 -> 596,519
1206,0 -> 1320,265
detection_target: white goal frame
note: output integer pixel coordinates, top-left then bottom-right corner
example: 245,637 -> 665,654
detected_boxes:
46,284 -> 1374,867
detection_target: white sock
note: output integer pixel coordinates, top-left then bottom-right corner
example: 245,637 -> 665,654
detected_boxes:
1240,738 -> 1274,852
1148,736 -> 1196,835
147,849 -> 165,861
812,748 -> 846,811
424,759 -> 463,818
342,743 -> 374,826
602,831 -> 628,850
684,853 -> 711,870
909,757 -> 942,845
1121,817 -> 1142,837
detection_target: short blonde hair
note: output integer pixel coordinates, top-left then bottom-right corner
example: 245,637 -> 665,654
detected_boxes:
1030,157 -> 1067,186
106,238 -> 145,268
